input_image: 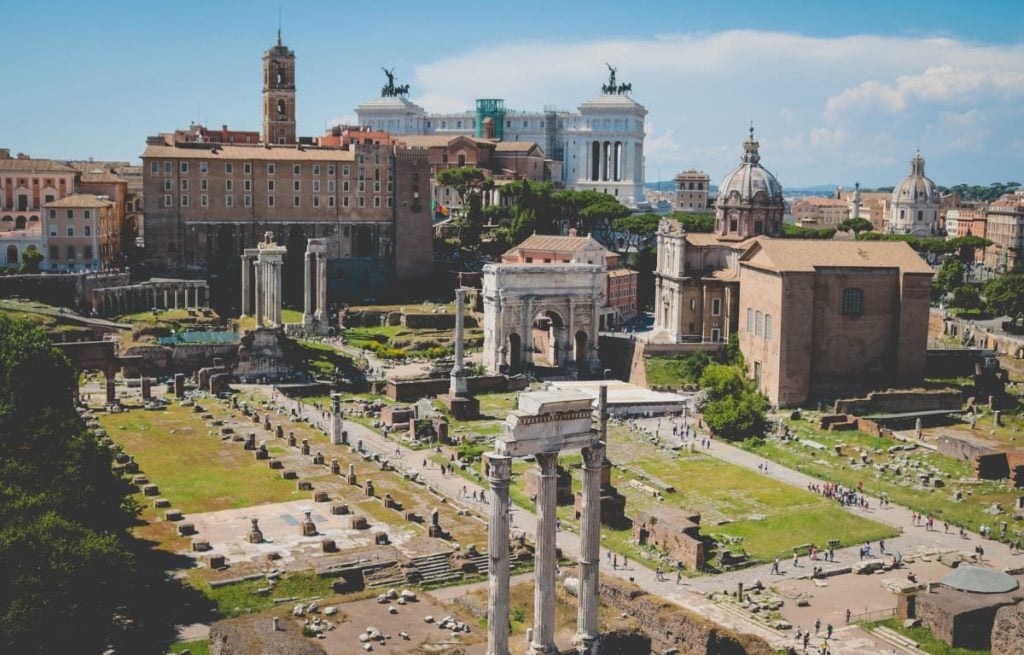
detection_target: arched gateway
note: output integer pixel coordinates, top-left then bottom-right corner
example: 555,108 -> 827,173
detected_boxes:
482,263 -> 602,375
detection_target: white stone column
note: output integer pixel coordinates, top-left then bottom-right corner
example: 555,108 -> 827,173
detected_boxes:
303,252 -> 312,319
486,454 -> 512,655
316,254 -> 327,319
450,288 -> 468,396
330,393 -> 345,445
576,440 -> 605,655
274,261 -> 282,326
254,261 -> 262,327
174,288 -> 179,309
530,452 -> 559,655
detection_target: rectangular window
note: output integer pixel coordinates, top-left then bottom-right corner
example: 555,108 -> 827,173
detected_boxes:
67,226 -> 74,236
689,299 -> 696,310
200,161 -> 208,174
150,161 -> 158,174
343,180 -> 350,192
180,179 -> 188,191
328,180 -> 335,192
49,209 -> 56,219
313,164 -> 320,176
374,181 -> 380,192
755,310 -> 763,336
180,162 -> 188,173
225,179 -> 233,191
373,196 -> 380,207
342,165 -> 350,176
83,209 -> 91,219
711,298 -> 721,316
328,164 -> 335,176
765,314 -> 773,340
200,194 -> 208,207
84,246 -> 92,260
293,195 -> 300,207
49,224 -> 57,236
358,181 -> 365,192
387,197 -> 393,208
200,178 -> 208,191
84,225 -> 91,236
225,195 -> 233,208
313,196 -> 320,208
387,181 -> 393,192
66,209 -> 74,219
293,164 -> 301,175
244,194 -> 252,207
244,179 -> 252,191
164,179 -> 172,191
293,180 -> 301,192
842,288 -> 864,316
49,245 -> 58,260
358,196 -> 365,207
164,194 -> 172,207
67,246 -> 76,260
328,196 -> 335,208
343,196 -> 349,207
225,162 -> 233,174
244,163 -> 252,175
268,180 -> 275,192
312,180 -> 320,192
180,194 -> 189,207
268,195 -> 275,207
267,163 -> 275,175
163,162 -> 172,174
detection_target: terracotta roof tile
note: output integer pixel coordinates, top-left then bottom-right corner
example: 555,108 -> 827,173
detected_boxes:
508,234 -> 602,254
740,239 -> 932,274
0,158 -> 77,173
142,144 -> 355,162
44,194 -> 114,208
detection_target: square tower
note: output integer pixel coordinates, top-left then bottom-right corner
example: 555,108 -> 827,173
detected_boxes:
262,31 -> 296,145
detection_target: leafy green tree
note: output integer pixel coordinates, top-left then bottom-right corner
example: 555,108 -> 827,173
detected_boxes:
0,316 -> 137,652
613,213 -> 661,252
436,167 -> 492,247
669,212 -> 715,233
782,223 -> 837,239
934,258 -> 965,295
683,351 -> 712,382
699,363 -> 749,403
837,217 -> 873,235
697,362 -> 769,441
948,285 -> 984,312
947,235 -> 991,264
984,272 -> 1024,326
18,248 -> 43,274
725,332 -> 744,367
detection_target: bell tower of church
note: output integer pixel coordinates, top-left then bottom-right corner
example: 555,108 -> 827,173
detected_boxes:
262,30 -> 296,145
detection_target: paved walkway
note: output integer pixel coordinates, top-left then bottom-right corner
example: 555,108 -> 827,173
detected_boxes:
245,385 -> 1020,654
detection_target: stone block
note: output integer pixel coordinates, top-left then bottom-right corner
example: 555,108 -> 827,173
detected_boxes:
282,470 -> 297,480
349,515 -> 369,530
164,509 -> 183,521
297,480 -> 313,491
321,538 -> 337,553
374,531 -> 389,545
153,498 -> 171,508
142,484 -> 159,496
191,539 -> 210,552
177,522 -> 196,536
331,503 -> 350,515
207,554 -> 225,569
313,491 -> 329,502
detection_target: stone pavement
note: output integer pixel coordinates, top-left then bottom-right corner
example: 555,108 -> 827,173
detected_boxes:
245,385 -> 1021,654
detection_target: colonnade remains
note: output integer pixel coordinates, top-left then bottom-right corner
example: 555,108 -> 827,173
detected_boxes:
301,238 -> 329,335
486,386 -> 607,655
240,232 -> 286,328
92,280 -> 209,317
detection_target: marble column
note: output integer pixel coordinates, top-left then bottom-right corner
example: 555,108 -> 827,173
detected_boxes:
450,288 -> 468,396
273,262 -> 282,326
530,452 -> 559,655
330,393 -> 345,445
163,288 -> 168,309
316,254 -> 327,319
303,252 -> 312,319
575,387 -> 606,655
104,372 -> 116,406
173,288 -> 179,309
254,261 -> 263,327
486,454 -> 513,655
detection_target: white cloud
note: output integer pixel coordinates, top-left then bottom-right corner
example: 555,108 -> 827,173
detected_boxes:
407,30 -> 1024,186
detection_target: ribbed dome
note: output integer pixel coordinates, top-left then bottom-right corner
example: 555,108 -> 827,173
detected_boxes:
892,153 -> 938,206
717,128 -> 783,205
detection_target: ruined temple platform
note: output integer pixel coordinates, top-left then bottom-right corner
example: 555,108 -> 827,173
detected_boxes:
547,380 -> 690,417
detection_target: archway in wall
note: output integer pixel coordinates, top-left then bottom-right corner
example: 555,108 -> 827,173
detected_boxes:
354,226 -> 374,258
574,331 -> 588,367
531,309 -> 565,368
507,332 -> 522,374
15,216 -> 26,229
6,245 -> 18,266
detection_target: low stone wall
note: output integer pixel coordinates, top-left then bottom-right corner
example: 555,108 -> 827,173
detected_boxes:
171,343 -> 238,374
926,348 -> 993,379
209,615 -> 326,655
385,375 -> 513,402
936,435 -> 997,462
0,271 -> 129,311
833,389 -> 961,416
596,576 -> 773,655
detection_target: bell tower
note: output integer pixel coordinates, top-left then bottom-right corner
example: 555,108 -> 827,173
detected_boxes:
262,30 -> 296,145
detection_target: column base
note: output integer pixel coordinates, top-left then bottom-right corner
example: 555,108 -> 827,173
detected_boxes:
573,633 -> 599,655
439,393 -> 479,420
527,642 -> 558,655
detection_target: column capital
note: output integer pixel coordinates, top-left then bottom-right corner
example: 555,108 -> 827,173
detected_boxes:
535,451 -> 559,475
582,442 -> 605,470
485,453 -> 512,485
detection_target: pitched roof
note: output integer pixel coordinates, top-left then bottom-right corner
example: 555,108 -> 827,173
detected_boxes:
684,233 -> 763,250
80,172 -> 127,184
44,194 -> 114,208
494,141 -> 542,154
395,134 -> 491,149
0,158 -> 77,173
508,234 -> 604,254
740,239 -> 933,274
142,144 -> 355,162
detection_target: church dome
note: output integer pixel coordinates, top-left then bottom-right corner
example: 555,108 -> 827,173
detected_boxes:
892,153 -> 938,206
717,128 -> 783,206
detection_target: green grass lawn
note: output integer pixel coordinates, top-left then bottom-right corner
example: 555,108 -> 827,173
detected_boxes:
644,356 -> 699,388
745,416 -> 1021,534
99,404 -> 304,513
868,618 -> 991,655
168,640 -> 209,655
187,571 -> 339,618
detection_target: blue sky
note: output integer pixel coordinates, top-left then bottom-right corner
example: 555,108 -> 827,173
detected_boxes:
2,0 -> 1022,187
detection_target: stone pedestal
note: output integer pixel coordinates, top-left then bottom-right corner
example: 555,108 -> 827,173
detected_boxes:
248,517 -> 264,543
300,510 -> 316,536
173,373 -> 185,397
330,394 -> 345,445
141,377 -> 152,400
439,393 -> 480,420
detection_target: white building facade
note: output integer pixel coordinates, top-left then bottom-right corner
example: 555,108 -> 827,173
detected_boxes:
355,71 -> 647,206
887,153 -> 939,236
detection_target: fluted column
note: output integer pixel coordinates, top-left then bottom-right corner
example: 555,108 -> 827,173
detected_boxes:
254,261 -> 262,327
575,385 -> 606,655
486,454 -> 513,655
273,261 -> 282,326
316,254 -> 327,319
303,252 -> 312,319
530,452 -> 559,655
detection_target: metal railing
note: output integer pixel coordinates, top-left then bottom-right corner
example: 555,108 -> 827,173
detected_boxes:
849,606 -> 897,623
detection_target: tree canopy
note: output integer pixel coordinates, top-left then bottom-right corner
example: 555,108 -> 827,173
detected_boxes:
934,258 -> 965,296
697,363 -> 769,441
669,212 -> 715,233
984,272 -> 1024,326
782,223 -> 837,240
837,217 -> 873,234
0,315 -> 137,652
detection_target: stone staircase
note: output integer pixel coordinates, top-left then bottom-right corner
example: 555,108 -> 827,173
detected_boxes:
872,625 -> 929,655
410,552 -> 461,585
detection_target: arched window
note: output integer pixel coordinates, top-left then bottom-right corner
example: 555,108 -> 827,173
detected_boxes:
277,99 -> 286,117
842,288 -> 864,316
